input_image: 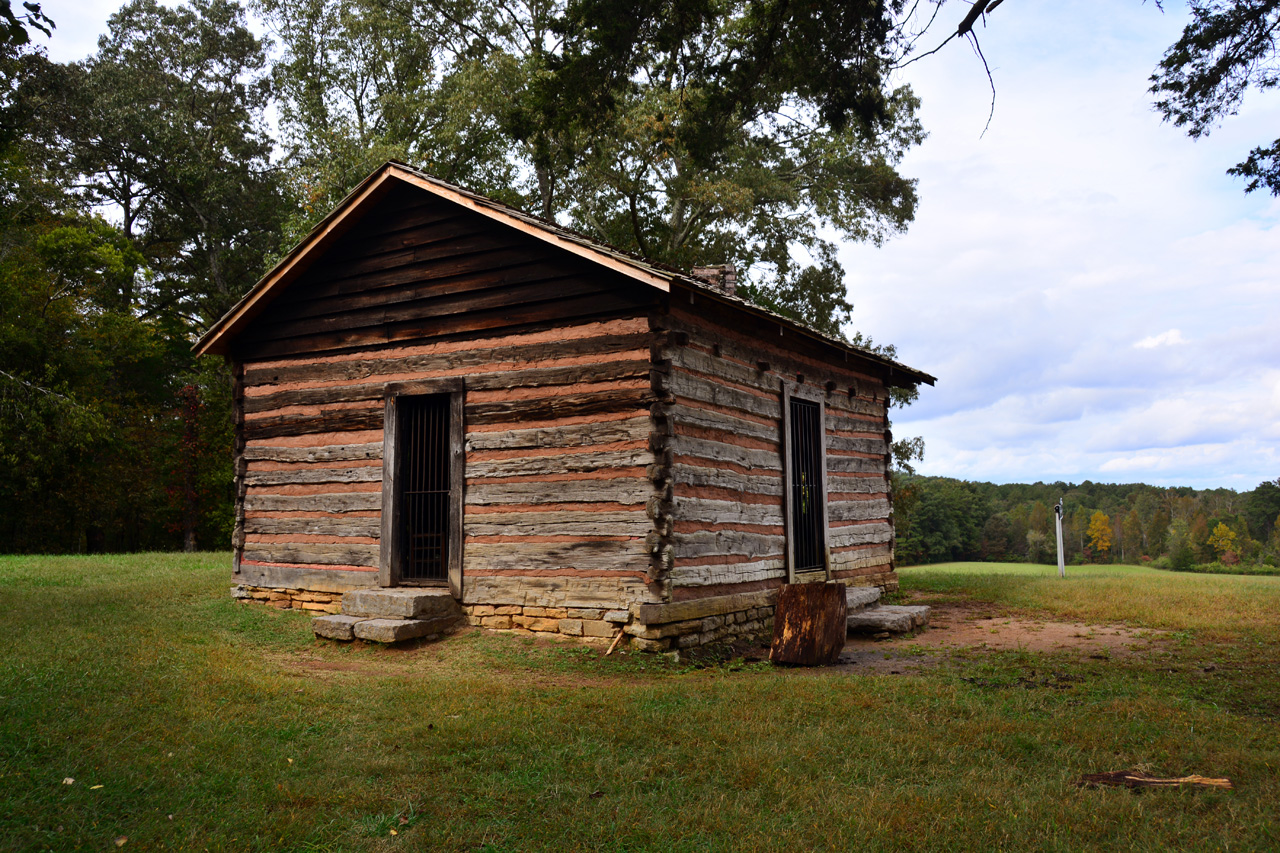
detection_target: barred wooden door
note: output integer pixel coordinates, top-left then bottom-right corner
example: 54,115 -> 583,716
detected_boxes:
398,394 -> 451,582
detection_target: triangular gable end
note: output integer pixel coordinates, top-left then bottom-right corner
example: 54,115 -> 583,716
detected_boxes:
195,163 -> 673,357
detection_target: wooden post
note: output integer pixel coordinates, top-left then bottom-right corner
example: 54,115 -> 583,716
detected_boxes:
769,582 -> 848,666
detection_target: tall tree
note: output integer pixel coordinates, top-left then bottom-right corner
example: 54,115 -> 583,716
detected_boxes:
256,0 -> 924,338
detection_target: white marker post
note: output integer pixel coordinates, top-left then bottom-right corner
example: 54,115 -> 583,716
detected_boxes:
1054,498 -> 1066,579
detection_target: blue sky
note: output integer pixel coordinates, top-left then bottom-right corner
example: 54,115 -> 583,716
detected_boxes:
47,2 -> 1280,490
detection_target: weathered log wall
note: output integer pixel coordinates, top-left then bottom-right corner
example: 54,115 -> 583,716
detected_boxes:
651,290 -> 896,608
232,181 -> 665,608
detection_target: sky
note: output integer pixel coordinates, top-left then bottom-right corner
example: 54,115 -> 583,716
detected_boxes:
40,1 -> 1280,491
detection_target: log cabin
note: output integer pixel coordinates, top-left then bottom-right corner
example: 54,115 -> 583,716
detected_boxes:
196,161 -> 935,651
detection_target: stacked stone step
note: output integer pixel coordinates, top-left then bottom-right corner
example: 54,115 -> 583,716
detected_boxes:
313,588 -> 464,643
844,585 -> 931,635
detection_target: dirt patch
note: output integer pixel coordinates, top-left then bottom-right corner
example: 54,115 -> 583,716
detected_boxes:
855,595 -> 1166,657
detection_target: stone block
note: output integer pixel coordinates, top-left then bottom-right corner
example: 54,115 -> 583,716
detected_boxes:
299,601 -> 331,612
846,605 -> 930,635
523,606 -> 550,617
343,588 -> 460,620
231,585 -> 251,599
494,605 -> 522,615
582,620 -> 616,639
313,614 -> 365,641
630,637 -> 669,652
558,619 -> 584,636
568,608 -> 603,620
845,585 -> 883,613
353,618 -> 436,643
469,605 -> 496,618
603,610 -> 630,624
481,615 -> 512,629
515,616 -> 560,633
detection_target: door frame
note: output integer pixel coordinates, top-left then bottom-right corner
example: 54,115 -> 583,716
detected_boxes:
780,380 -> 832,583
380,378 -> 465,596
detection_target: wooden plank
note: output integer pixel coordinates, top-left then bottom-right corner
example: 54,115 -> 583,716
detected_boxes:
243,332 -> 653,387
448,388 -> 465,598
244,517 -> 382,537
243,408 -> 383,441
466,479 -> 654,506
243,359 -> 650,414
235,291 -> 651,360
244,467 -> 383,487
825,454 -> 884,475
466,416 -> 651,451
818,396 -> 832,580
464,540 -> 649,573
465,448 -> 654,479
633,587 -> 778,626
379,394 -> 399,587
825,434 -> 887,455
827,474 -> 887,495
242,543 -> 380,567
253,276 -> 614,343
244,493 -> 382,513
242,442 -> 382,463
769,583 -> 847,666
465,388 -> 658,426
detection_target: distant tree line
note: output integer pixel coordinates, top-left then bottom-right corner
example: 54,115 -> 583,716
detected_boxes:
893,477 -> 1280,571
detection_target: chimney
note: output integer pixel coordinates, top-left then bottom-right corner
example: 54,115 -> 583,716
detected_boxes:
690,263 -> 737,297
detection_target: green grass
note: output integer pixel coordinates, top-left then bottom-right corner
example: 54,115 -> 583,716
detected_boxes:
1,554 -> 1278,851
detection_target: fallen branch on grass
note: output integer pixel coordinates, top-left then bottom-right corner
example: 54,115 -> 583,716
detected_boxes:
1079,770 -> 1234,790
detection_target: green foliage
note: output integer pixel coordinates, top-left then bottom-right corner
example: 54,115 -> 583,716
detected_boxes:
1151,0 -> 1280,194
257,0 -> 924,336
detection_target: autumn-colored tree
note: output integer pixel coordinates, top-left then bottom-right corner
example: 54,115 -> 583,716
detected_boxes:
1086,511 -> 1113,562
1207,522 -> 1238,560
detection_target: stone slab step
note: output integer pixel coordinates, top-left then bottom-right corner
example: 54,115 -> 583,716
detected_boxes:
342,588 -> 461,620
847,604 -> 931,635
845,585 -> 882,613
312,612 -> 463,643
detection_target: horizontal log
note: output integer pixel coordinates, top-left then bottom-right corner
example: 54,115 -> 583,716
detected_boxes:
826,454 -> 885,475
673,529 -> 785,560
829,523 -> 893,548
242,442 -> 382,463
669,558 -> 786,588
827,498 -> 891,523
243,332 -> 654,387
826,411 -> 887,434
465,448 -> 654,480
827,474 -> 887,495
465,388 -> 659,426
244,493 -> 382,513
672,463 -> 783,498
660,370 -> 780,421
831,550 -> 893,572
243,409 -> 383,441
243,543 -> 380,568
669,434 -> 780,471
464,540 -> 649,574
244,516 -> 382,537
633,587 -> 778,626
666,403 -> 778,444
461,574 -> 659,608
826,434 -> 887,455
233,563 -> 377,593
465,510 -> 653,538
244,360 -> 650,415
467,478 -> 655,506
244,467 -> 383,487
466,416 -> 650,451
671,497 -> 784,527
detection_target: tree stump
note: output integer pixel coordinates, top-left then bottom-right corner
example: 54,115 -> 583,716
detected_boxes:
769,582 -> 848,666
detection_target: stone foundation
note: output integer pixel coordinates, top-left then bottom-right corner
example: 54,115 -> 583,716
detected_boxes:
232,584 -> 343,613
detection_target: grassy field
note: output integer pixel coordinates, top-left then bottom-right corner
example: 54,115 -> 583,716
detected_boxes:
1,555 -> 1278,852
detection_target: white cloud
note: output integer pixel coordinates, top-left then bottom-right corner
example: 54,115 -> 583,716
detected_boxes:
1134,329 -> 1188,349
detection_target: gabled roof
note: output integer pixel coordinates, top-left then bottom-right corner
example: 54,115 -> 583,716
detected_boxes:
194,162 -> 935,387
